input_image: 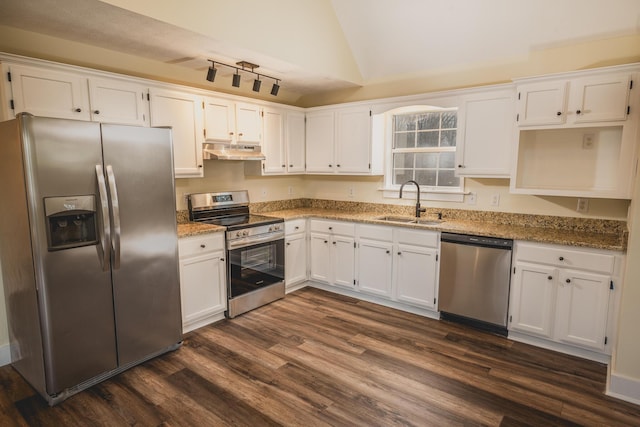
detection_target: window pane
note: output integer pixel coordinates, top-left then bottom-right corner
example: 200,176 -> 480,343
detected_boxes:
437,170 -> 460,187
440,130 -> 457,147
394,153 -> 414,169
394,132 -> 415,149
415,152 -> 438,168
417,112 -> 440,130
415,170 -> 437,186
394,115 -> 416,132
439,152 -> 456,168
417,131 -> 439,147
441,112 -> 457,129
394,169 -> 414,185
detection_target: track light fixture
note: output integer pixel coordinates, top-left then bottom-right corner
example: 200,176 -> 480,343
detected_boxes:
204,59 -> 281,96
206,61 -> 217,82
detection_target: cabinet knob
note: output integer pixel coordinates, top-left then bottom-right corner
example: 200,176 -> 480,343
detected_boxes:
198,165 -> 203,168
324,240 -> 328,243
328,227 -> 333,230
457,164 -> 465,168
94,110 -> 100,115
329,164 -> 333,167
294,226 -> 299,230
337,164 -> 341,167
576,110 -> 581,115
229,132 -> 234,135
556,111 -> 562,116
282,164 -> 286,168
566,278 -> 571,284
75,108 -> 82,113
200,244 -> 206,248
286,242 -> 291,246
548,275 -> 553,280
238,133 -> 243,137
220,258 -> 225,261
289,164 -> 293,167
386,250 -> 390,254
397,251 -> 402,255
332,241 -> 337,245
559,256 -> 564,261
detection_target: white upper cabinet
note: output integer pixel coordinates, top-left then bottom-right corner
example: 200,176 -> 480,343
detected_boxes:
305,105 -> 378,175
456,87 -> 515,177
148,87 -> 204,178
261,107 -> 286,173
305,110 -> 336,173
286,111 -> 306,173
203,97 -> 262,145
8,64 -> 90,120
88,77 -> 149,126
511,65 -> 639,199
515,71 -> 632,127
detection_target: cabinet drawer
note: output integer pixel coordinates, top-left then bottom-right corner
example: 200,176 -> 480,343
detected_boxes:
396,228 -> 439,247
310,219 -> 355,236
516,243 -> 614,274
359,224 -> 393,241
179,233 -> 225,257
285,219 -> 306,235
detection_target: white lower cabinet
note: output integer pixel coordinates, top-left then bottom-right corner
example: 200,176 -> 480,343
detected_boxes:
285,219 -> 308,290
309,220 -> 356,289
357,237 -> 393,298
394,243 -> 438,310
178,233 -> 227,333
509,241 -> 623,355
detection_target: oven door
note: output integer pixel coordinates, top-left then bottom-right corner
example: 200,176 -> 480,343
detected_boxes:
227,238 -> 284,298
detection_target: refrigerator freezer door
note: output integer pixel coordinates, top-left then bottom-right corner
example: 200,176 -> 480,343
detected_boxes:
24,116 -> 118,394
101,124 -> 182,366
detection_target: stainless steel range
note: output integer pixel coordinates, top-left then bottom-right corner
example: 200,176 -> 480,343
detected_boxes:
187,191 -> 285,318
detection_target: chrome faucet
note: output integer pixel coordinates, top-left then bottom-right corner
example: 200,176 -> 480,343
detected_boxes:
399,180 -> 426,218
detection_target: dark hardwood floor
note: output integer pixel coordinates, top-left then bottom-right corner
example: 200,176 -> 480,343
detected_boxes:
2,287 -> 639,426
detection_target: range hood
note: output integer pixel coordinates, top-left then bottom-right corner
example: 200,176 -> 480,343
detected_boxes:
203,143 -> 265,161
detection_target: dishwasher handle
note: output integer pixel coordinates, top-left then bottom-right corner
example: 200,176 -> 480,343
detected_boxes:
441,232 -> 513,250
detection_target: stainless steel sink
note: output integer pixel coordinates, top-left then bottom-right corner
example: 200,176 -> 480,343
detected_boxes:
374,215 -> 443,226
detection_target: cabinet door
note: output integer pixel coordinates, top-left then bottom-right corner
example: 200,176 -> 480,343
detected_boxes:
179,251 -> 226,332
9,64 -> 90,120
456,89 -> 514,177
305,111 -> 335,173
88,78 -> 149,126
203,97 -> 234,142
335,107 -> 371,173
149,88 -> 204,178
286,111 -> 306,173
516,81 -> 567,126
309,233 -> 331,283
509,262 -> 557,339
235,102 -> 262,144
262,108 -> 286,174
555,270 -> 610,351
285,234 -> 307,288
332,235 -> 355,288
394,244 -> 438,310
571,74 -> 631,123
357,239 -> 393,297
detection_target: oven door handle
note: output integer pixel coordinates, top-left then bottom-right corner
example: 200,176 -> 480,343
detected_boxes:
227,233 -> 284,250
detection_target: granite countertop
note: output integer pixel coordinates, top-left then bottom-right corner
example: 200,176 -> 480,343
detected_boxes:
259,208 -> 626,251
176,206 -> 626,251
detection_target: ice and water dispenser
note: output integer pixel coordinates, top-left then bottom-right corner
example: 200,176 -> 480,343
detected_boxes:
44,195 -> 98,250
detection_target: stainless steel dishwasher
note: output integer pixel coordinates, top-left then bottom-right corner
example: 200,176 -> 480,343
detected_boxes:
438,232 -> 513,335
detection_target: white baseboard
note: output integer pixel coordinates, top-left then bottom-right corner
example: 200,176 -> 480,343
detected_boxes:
0,343 -> 10,367
607,369 -> 640,406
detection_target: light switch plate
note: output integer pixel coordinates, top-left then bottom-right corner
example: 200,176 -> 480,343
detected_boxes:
577,198 -> 589,213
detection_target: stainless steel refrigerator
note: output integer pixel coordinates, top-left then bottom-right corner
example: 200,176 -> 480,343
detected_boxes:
0,113 -> 182,405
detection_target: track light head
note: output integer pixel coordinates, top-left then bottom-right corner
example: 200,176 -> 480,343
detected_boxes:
252,77 -> 262,92
232,72 -> 241,88
270,81 -> 280,96
206,66 -> 216,82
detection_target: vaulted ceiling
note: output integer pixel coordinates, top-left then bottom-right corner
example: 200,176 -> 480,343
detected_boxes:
0,0 -> 639,103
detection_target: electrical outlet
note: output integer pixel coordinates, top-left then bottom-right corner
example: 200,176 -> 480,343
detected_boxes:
288,186 -> 294,196
467,192 -> 477,205
576,198 -> 589,213
583,133 -> 595,149
348,187 -> 355,198
261,188 -> 267,198
491,193 -> 500,206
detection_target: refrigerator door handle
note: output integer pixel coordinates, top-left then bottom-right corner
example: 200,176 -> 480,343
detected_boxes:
95,164 -> 111,271
106,165 -> 121,270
